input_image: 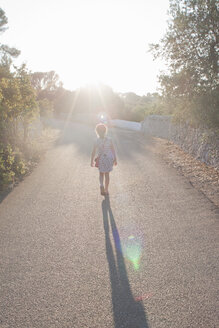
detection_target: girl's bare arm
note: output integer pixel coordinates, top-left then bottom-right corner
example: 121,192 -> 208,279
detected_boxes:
90,145 -> 96,166
111,142 -> 117,165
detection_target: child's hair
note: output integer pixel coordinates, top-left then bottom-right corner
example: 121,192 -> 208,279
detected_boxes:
95,123 -> 107,138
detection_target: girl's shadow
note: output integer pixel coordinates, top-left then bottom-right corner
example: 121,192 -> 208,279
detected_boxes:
102,197 -> 149,328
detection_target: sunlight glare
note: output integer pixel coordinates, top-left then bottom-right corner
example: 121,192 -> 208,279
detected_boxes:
1,0 -> 169,94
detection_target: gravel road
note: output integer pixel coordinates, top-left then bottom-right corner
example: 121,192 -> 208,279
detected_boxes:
0,121 -> 218,328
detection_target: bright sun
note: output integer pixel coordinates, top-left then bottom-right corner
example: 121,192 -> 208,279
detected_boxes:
3,0 -> 169,94
45,1 -> 143,91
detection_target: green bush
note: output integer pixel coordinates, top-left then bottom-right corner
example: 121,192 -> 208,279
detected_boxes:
0,144 -> 15,188
0,143 -> 27,189
13,149 -> 27,176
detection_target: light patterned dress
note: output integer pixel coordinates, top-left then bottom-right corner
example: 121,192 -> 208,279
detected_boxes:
96,137 -> 115,173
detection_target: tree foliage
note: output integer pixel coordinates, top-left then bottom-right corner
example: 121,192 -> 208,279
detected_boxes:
0,65 -> 38,131
31,71 -> 63,118
150,0 -> 219,127
0,8 -> 8,33
0,9 -> 20,60
31,71 -> 63,92
0,8 -> 38,189
119,92 -> 167,121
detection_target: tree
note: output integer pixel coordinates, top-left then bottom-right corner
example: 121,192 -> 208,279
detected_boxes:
31,71 -> 63,117
0,8 -> 7,33
31,71 -> 63,93
0,64 -> 38,142
0,8 -> 20,60
150,0 -> 219,127
0,9 -> 39,188
16,65 -> 38,140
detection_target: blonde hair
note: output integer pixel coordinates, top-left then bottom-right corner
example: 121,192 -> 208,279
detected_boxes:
95,123 -> 107,138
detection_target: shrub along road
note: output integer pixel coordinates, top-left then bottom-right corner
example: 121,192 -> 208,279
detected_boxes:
0,121 -> 218,328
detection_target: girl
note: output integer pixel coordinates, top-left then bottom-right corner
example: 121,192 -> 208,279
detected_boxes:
91,123 -> 117,196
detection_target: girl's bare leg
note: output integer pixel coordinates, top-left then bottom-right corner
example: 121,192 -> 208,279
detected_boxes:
104,172 -> 110,194
99,172 -> 104,187
99,172 -> 105,195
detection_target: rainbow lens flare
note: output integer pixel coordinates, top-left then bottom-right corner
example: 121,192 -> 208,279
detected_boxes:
114,224 -> 143,271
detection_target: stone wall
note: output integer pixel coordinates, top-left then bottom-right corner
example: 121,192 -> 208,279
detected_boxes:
141,115 -> 219,169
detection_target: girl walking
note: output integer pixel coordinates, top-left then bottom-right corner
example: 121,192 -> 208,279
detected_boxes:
91,123 -> 117,196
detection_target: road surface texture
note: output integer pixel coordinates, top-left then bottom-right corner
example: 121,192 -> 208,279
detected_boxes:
0,121 -> 218,328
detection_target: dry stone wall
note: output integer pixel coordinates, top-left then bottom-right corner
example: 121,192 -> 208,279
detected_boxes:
141,115 -> 219,169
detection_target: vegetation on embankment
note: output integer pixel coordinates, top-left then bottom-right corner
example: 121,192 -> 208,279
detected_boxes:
0,9 -> 61,190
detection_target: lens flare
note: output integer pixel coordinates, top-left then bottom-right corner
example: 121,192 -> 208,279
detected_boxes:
97,112 -> 107,123
122,235 -> 142,270
115,224 -> 143,270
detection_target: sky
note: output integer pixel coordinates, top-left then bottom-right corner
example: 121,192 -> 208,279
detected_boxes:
1,0 -> 170,96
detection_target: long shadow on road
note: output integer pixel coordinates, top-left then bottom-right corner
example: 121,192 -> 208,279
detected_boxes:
102,197 -> 149,328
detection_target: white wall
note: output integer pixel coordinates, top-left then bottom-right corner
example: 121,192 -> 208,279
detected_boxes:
110,119 -> 141,131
